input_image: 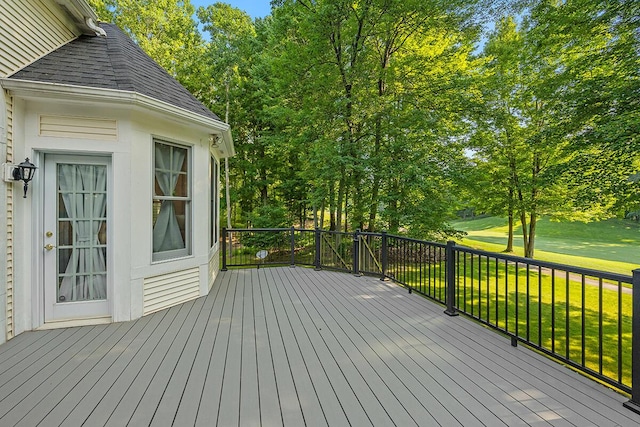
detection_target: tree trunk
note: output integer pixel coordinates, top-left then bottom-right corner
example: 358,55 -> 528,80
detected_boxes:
519,210 -> 529,257
505,188 -> 514,252
525,213 -> 537,258
329,181 -> 336,231
368,117 -> 382,232
336,174 -> 346,233
506,212 -> 514,252
224,79 -> 232,229
525,153 -> 541,258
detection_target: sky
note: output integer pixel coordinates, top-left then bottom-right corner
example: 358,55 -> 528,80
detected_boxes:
190,0 -> 272,20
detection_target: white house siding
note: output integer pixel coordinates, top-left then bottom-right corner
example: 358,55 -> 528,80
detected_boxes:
143,268 -> 200,315
209,249 -> 220,290
6,96 -> 223,334
8,98 -> 128,334
0,0 -> 77,77
39,115 -> 118,140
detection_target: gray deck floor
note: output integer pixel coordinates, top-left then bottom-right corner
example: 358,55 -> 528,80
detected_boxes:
0,267 -> 639,426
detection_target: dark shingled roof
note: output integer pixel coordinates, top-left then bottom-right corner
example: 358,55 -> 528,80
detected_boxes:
10,23 -> 221,122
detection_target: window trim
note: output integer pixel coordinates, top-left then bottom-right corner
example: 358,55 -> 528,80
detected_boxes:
210,154 -> 220,250
152,138 -> 192,262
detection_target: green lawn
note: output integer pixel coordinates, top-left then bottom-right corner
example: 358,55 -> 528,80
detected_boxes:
451,217 -> 640,275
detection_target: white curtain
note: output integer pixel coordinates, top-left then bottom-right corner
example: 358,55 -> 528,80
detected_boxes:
58,165 -> 107,301
153,145 -> 186,252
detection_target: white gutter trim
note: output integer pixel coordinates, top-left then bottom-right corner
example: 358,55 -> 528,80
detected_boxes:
0,79 -> 235,157
55,0 -> 103,36
66,0 -> 99,21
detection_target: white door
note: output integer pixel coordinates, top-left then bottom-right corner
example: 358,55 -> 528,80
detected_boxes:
43,155 -> 110,322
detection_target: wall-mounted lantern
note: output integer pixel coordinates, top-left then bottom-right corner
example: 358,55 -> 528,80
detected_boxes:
12,158 -> 37,198
209,134 -> 221,148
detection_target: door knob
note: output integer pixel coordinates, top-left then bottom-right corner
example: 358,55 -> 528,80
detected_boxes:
44,244 -> 55,251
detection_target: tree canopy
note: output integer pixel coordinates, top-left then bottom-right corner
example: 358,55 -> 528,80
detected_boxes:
89,0 -> 640,256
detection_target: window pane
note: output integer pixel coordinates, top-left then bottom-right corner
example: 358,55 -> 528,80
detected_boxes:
175,172 -> 188,197
153,200 -> 187,252
58,220 -> 73,246
155,142 -> 187,198
154,172 -> 169,196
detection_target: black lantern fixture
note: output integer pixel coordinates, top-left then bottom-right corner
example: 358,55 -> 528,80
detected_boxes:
12,158 -> 37,198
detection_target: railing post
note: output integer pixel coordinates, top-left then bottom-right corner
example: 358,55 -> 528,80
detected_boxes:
380,231 -> 388,280
353,229 -> 361,276
314,227 -> 321,270
624,269 -> 640,414
444,240 -> 458,316
290,226 -> 296,267
221,227 -> 228,271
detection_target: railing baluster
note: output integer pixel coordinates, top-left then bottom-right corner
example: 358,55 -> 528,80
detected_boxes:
618,279 -> 623,385
515,262 -> 519,339
538,266 -> 542,347
526,264 -> 530,342
582,274 -> 586,367
566,271 -> 570,361
624,269 -> 640,414
505,260 -> 509,333
478,255 -> 482,321
314,228 -> 321,270
599,277 -> 603,375
551,268 -> 556,354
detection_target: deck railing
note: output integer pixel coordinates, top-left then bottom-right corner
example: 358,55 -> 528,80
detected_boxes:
221,227 -> 640,413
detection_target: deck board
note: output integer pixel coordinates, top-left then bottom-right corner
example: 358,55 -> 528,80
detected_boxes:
173,267 -> 230,426
195,266 -> 239,426
256,268 -> 306,427
0,267 -> 639,427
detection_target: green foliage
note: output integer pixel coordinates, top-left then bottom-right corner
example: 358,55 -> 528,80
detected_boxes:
467,2 -> 640,257
87,0 -> 207,99
249,204 -> 289,229
88,0 -> 640,253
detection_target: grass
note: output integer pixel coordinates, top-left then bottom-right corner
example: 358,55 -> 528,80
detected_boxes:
451,217 -> 640,275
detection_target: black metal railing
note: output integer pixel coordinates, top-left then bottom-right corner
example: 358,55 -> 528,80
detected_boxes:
221,227 -> 640,412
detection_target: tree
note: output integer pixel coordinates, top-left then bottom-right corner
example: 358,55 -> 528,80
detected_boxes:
88,0 -> 205,86
265,0 -> 480,235
470,1 -> 639,258
197,3 -> 257,228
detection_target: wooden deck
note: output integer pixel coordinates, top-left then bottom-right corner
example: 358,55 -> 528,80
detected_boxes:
0,267 -> 638,426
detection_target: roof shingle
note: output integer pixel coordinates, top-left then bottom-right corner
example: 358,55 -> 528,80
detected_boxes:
10,23 -> 221,122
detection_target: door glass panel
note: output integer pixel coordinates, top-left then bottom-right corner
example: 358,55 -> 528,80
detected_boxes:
58,220 -> 73,246
56,164 -> 108,303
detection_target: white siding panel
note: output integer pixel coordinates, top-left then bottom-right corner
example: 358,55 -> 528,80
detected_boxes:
0,0 -> 77,77
209,250 -> 220,290
143,268 -> 200,315
40,115 -> 118,140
